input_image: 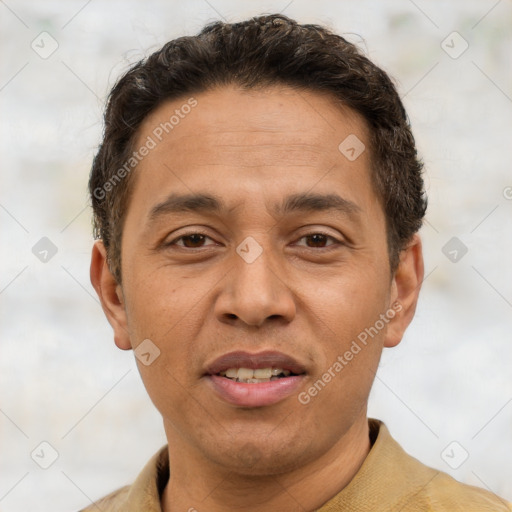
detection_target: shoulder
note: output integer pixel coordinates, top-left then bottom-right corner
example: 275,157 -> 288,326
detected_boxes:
76,445 -> 169,512
78,485 -> 131,512
368,420 -> 511,512
418,471 -> 512,512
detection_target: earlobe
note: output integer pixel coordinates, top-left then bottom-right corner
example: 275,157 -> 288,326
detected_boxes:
90,241 -> 132,351
384,234 -> 424,348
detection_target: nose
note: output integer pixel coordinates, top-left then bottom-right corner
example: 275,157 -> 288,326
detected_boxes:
214,242 -> 296,328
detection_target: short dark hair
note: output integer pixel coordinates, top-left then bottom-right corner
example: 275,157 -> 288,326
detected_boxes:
89,13 -> 427,283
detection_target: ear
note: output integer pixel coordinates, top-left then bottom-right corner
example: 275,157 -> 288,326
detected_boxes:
384,234 -> 424,348
90,240 -> 132,350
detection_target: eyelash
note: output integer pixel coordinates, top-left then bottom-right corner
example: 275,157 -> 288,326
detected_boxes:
167,231 -> 342,250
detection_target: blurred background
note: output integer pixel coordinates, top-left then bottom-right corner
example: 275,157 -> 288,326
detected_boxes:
0,1 -> 511,510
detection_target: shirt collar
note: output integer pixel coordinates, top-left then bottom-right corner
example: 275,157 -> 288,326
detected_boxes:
315,418 -> 438,511
118,419 -> 435,511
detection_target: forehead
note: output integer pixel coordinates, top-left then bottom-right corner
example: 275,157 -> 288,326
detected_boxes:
129,84 -> 377,219
135,84 -> 369,165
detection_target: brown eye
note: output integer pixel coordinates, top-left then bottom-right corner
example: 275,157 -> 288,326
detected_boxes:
169,233 -> 216,248
181,234 -> 207,247
296,233 -> 339,248
305,234 -> 329,247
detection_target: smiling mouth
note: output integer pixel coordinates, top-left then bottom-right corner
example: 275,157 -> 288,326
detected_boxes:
217,367 -> 300,383
204,350 -> 308,406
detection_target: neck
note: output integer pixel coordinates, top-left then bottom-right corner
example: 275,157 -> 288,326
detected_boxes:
162,416 -> 371,512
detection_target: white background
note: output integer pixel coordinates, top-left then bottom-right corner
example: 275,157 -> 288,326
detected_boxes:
1,1 -> 511,510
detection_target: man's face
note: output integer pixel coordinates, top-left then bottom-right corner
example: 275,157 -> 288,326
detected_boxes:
95,85 -> 418,475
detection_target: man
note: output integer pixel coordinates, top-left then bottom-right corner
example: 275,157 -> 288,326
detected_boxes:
86,13 -> 510,511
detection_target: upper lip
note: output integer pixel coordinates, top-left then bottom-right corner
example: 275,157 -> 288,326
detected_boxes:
204,350 -> 307,376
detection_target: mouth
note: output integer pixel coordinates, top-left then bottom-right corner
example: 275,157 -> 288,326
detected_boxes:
217,367 -> 298,383
203,350 -> 307,407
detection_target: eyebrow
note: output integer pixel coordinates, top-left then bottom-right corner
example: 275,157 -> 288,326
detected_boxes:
148,191 -> 361,223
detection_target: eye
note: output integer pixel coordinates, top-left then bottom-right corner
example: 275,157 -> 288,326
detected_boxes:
294,232 -> 341,249
166,231 -> 342,250
169,232 -> 217,248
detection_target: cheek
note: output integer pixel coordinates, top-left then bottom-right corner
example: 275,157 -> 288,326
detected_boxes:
306,263 -> 389,334
121,283 -> 192,401
123,268 -> 196,335
304,267 -> 390,388
299,284 -> 387,421
122,270 -> 208,381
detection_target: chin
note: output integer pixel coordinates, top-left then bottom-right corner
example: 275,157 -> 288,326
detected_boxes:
208,438 -> 316,477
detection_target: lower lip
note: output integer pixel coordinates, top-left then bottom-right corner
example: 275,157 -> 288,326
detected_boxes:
206,375 -> 305,407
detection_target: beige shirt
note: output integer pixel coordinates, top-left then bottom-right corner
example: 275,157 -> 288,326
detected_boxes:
80,419 -> 511,511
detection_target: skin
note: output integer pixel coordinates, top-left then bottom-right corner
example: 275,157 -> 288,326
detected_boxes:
91,84 -> 424,512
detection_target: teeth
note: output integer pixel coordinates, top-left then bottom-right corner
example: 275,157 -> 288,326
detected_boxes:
254,368 -> 272,379
237,368 -> 254,380
218,367 -> 292,381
